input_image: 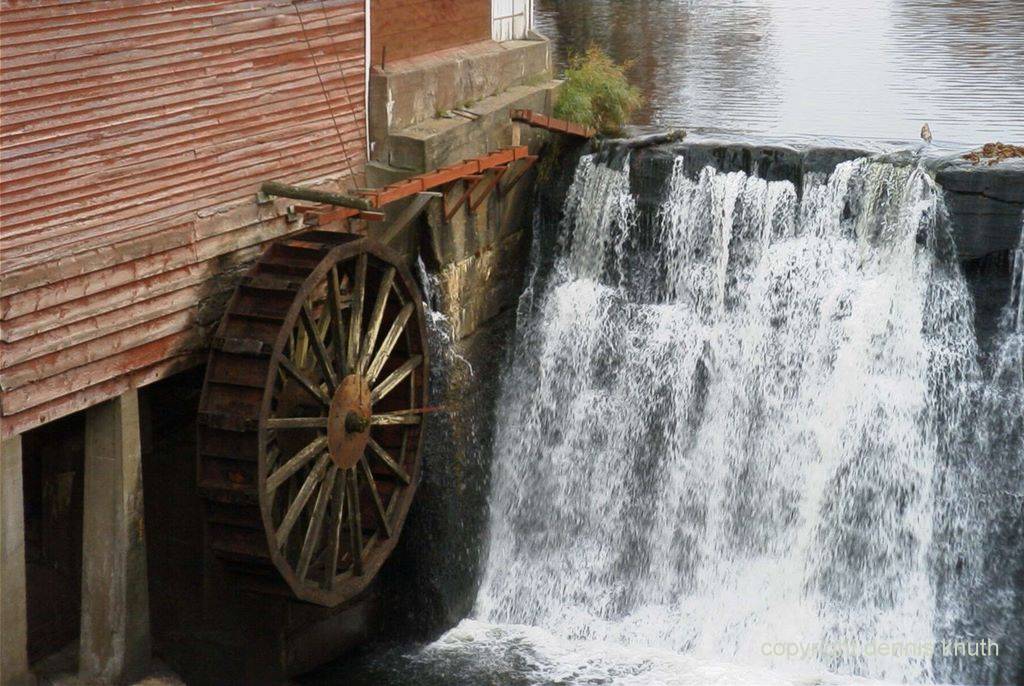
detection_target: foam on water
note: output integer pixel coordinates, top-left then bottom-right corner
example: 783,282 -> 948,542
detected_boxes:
423,619 -> 888,686
463,154 -> 1023,685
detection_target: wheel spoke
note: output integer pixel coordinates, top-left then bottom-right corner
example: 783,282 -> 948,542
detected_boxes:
316,302 -> 331,339
347,466 -> 364,575
347,254 -> 367,368
323,470 -> 347,589
301,303 -> 338,394
293,318 -> 310,369
359,455 -> 391,538
399,428 -> 409,465
358,267 -> 396,374
265,445 -> 282,473
367,438 -> 411,485
371,355 -> 422,404
275,453 -> 331,549
279,357 -> 331,407
370,411 -> 422,426
327,266 -> 349,376
266,436 -> 328,494
266,416 -> 328,430
365,303 -> 414,384
297,464 -> 338,581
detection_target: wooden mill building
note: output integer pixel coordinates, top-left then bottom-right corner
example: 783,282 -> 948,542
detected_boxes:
1,0 -> 551,683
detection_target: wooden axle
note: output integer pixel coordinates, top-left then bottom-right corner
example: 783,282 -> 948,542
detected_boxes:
258,146 -> 534,233
261,181 -> 373,211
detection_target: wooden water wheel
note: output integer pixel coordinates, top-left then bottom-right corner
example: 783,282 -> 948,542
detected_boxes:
197,231 -> 428,606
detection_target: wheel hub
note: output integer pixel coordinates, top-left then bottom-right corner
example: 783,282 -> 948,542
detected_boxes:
327,374 -> 371,469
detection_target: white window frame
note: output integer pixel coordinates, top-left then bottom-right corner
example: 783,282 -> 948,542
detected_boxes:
492,0 -> 532,41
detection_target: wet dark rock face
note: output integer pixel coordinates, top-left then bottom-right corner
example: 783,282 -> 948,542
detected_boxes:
935,161 -> 1024,348
606,141 -> 1024,346
365,139 -> 590,644
607,141 -> 1024,257
937,162 -> 1024,259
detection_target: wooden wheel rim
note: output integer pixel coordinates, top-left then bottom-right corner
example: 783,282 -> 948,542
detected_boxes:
198,235 -> 428,606
254,238 -> 428,606
258,240 -> 430,606
182,235 -> 430,606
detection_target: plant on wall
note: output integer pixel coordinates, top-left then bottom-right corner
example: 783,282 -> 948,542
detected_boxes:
554,46 -> 642,136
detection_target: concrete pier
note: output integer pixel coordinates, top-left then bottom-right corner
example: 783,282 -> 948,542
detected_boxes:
1,436 -> 35,686
79,390 -> 151,684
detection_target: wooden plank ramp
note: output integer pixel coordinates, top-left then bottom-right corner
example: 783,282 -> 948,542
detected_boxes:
510,109 -> 595,139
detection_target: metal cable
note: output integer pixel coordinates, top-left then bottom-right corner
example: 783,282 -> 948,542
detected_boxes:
293,0 -> 358,182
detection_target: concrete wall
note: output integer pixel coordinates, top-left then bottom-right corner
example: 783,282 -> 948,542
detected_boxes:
342,34 -> 565,646
369,38 -> 551,166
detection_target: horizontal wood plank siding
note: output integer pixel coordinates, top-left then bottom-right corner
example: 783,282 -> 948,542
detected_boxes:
0,0 -> 367,437
371,0 -> 490,64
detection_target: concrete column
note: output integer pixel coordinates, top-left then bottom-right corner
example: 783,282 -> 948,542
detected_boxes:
1,435 -> 35,686
80,390 -> 150,684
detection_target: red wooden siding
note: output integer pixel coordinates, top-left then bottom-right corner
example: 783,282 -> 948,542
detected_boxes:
0,0 -> 367,437
371,0 -> 490,65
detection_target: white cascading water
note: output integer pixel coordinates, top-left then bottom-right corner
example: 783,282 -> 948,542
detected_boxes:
443,154 -> 1024,685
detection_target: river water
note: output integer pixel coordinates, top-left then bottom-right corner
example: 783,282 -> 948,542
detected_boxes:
536,0 -> 1024,145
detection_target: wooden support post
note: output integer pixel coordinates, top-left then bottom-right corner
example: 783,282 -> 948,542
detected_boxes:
307,207 -> 361,226
1,435 -> 35,686
260,181 -> 373,211
357,210 -> 387,222
80,390 -> 150,684
469,166 -> 508,211
380,192 -> 441,245
443,176 -> 484,221
500,156 -> 539,196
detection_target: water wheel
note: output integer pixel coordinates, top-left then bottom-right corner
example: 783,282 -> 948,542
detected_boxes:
197,231 -> 428,606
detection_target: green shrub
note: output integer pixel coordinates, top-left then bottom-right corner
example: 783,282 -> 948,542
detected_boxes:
554,47 -> 642,136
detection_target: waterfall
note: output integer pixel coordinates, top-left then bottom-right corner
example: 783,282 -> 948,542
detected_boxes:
464,154 -> 1023,685
1009,225 -> 1024,334
416,255 -> 474,379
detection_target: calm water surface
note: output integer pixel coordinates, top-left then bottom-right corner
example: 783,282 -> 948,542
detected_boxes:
536,0 -> 1024,145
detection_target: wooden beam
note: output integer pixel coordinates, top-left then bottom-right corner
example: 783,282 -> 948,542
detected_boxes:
469,166 -> 508,211
510,109 -> 596,139
443,176 -> 484,221
379,192 -> 441,245
359,147 -> 529,207
500,156 -> 538,195
260,181 -> 373,211
308,207 -> 361,226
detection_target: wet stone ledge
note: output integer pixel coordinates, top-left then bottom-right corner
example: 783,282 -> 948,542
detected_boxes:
601,139 -> 1024,264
